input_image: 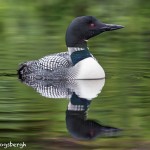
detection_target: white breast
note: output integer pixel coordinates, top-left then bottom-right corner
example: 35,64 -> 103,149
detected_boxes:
73,57 -> 105,79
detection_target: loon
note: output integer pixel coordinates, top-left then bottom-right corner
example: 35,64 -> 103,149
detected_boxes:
18,16 -> 124,80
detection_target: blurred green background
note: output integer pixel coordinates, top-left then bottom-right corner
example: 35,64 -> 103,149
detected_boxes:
0,0 -> 149,149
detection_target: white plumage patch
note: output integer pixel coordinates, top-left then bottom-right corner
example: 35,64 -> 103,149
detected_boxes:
73,57 -> 105,79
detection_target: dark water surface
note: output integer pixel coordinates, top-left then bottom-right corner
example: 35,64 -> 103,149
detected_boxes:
0,0 -> 150,149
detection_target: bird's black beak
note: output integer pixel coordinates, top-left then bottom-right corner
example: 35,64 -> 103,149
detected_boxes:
101,23 -> 124,31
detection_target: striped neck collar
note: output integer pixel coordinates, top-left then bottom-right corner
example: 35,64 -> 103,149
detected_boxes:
68,47 -> 92,65
68,47 -> 89,55
68,92 -> 91,111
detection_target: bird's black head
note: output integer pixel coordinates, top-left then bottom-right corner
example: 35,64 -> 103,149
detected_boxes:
65,16 -> 124,47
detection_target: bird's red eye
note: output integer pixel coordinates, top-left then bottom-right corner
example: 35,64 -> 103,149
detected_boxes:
90,23 -> 95,27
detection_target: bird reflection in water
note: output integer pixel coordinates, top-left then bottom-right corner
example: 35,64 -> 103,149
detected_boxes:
19,76 -> 121,140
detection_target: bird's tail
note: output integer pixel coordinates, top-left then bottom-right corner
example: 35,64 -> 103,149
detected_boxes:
17,63 -> 28,80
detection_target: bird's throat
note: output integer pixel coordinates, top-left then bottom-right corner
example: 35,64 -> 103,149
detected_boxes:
68,47 -> 92,65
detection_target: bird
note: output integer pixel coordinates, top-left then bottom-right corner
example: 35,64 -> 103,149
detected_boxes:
18,16 -> 124,80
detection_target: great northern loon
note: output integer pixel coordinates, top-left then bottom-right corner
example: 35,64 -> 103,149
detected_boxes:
18,16 -> 124,80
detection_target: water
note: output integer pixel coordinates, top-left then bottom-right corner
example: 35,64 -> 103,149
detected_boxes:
0,1 -> 150,149
0,55 -> 149,149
